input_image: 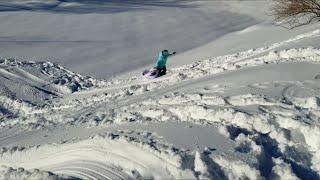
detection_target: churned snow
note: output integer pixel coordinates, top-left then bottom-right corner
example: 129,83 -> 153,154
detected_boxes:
1,1 -> 320,179
1,37 -> 320,179
0,166 -> 66,180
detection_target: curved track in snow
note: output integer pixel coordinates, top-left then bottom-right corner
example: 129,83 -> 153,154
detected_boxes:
0,134 -> 196,179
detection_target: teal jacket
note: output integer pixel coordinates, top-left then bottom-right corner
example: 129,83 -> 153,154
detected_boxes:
155,51 -> 170,68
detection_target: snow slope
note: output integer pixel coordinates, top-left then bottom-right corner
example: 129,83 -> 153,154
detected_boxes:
1,27 -> 320,179
1,1 -> 320,179
0,0 -> 262,78
1,0 -> 319,79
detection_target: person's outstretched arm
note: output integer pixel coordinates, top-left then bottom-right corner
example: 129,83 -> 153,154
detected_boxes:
169,51 -> 176,56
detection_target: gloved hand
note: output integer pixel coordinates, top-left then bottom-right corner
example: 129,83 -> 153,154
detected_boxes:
172,51 -> 177,55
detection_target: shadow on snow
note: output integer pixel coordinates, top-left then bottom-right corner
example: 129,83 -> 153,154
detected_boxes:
0,0 -> 197,14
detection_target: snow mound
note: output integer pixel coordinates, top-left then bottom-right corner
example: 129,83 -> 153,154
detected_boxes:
0,58 -> 110,127
0,58 -> 103,95
0,58 -> 106,107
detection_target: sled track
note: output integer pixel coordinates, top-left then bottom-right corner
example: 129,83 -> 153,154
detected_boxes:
51,161 -> 131,180
0,135 -> 196,179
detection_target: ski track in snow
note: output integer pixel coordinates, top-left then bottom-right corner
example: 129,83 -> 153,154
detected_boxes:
1,29 -> 320,179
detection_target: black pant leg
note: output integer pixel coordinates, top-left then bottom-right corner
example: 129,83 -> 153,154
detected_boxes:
159,67 -> 166,76
162,67 -> 166,75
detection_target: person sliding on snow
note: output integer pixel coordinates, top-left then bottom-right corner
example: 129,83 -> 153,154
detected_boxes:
155,49 -> 176,76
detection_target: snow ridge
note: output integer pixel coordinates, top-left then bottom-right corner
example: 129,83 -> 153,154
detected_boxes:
0,58 -> 104,94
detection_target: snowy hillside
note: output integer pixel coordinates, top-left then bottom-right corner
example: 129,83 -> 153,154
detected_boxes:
1,0 -> 320,180
1,27 -> 320,179
2,0 -> 320,79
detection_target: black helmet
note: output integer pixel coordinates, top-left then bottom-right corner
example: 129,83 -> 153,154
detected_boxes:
162,49 -> 169,55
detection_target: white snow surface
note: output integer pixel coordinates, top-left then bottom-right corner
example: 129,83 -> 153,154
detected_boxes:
1,1 -> 320,180
0,166 -> 67,180
1,0 -> 320,79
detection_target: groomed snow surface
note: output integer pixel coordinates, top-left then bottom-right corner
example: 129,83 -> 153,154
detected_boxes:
1,27 -> 320,179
